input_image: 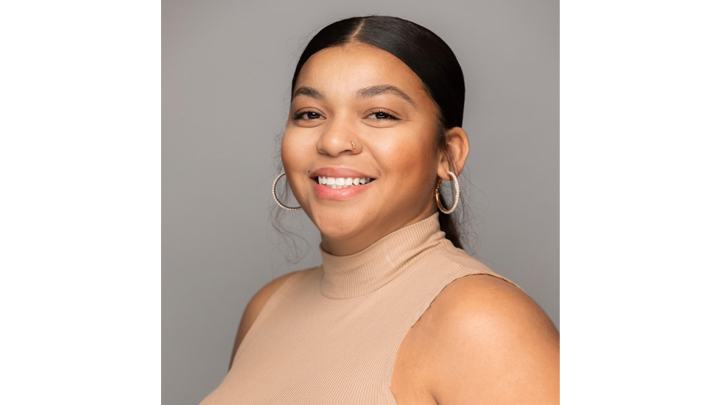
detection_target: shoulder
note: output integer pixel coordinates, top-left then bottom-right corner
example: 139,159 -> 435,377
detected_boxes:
421,274 -> 559,404
229,268 -> 313,369
240,268 -> 313,335
244,268 -> 310,319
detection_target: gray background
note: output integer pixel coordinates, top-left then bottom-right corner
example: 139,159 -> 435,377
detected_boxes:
163,0 -> 558,403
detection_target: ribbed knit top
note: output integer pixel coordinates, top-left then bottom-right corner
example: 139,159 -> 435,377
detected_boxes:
200,212 -> 522,405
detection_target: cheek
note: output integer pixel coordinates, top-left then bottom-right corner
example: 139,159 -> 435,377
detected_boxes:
281,129 -> 311,170
280,132 -> 293,168
280,129 -> 319,195
374,131 -> 438,188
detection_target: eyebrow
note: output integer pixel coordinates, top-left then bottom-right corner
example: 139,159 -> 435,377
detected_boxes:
292,85 -> 417,108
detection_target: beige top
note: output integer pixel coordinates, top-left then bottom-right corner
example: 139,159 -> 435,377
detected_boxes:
200,212 -> 522,405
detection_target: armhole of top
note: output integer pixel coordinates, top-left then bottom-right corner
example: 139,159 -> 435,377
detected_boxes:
384,267 -> 525,386
409,270 -> 525,329
232,269 -> 311,363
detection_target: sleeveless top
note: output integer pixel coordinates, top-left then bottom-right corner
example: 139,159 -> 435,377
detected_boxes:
200,212 -> 522,405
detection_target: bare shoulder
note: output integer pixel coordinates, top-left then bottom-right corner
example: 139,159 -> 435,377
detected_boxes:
228,268 -> 312,370
421,274 -> 559,405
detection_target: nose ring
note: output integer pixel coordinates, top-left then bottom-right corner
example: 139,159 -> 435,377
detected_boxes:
351,140 -> 356,149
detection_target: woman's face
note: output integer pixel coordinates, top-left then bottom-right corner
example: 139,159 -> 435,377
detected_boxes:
282,42 -> 447,254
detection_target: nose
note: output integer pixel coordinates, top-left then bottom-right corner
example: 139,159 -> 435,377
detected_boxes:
316,114 -> 362,156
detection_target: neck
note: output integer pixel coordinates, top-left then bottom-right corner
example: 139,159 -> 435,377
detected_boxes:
320,206 -> 438,256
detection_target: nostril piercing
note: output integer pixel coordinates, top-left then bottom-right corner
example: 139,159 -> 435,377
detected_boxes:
351,140 -> 356,149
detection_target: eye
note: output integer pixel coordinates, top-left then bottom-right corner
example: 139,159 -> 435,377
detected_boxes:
368,110 -> 399,121
293,110 -> 324,120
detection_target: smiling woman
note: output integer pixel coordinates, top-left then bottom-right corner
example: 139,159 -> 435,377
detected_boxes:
200,15 -> 559,405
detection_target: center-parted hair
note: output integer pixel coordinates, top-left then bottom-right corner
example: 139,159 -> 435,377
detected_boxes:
286,15 -> 469,249
291,16 -> 465,129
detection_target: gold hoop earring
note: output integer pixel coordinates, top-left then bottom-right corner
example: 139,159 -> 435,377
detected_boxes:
435,171 -> 460,214
272,172 -> 302,211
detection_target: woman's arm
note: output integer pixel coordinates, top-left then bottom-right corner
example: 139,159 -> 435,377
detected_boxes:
426,275 -> 560,405
227,270 -> 302,371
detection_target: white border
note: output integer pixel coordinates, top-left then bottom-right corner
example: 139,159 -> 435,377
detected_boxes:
0,1 -> 160,403
561,1 -> 719,402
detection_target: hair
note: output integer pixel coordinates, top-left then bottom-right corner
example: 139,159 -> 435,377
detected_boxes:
273,15 -> 471,259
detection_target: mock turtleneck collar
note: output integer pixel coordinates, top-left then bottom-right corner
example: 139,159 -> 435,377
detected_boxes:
318,212 -> 447,299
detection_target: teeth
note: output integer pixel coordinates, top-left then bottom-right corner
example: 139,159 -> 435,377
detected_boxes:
318,176 -> 374,188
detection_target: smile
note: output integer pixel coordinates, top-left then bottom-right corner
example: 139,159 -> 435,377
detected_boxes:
314,176 -> 376,189
311,176 -> 376,201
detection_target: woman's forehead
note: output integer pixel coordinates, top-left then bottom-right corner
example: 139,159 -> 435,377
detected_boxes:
294,43 -> 428,101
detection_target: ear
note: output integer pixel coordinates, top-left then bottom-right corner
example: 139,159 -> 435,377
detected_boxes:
437,127 -> 470,180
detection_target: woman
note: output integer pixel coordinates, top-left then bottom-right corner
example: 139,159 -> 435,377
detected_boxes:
201,15 -> 559,405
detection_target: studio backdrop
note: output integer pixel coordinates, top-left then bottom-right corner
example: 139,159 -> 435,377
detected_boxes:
163,0 -> 558,403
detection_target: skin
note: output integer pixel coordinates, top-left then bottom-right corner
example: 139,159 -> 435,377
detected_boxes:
230,42 -> 560,404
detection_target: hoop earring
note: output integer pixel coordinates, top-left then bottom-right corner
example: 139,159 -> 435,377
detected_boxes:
272,172 -> 302,211
435,171 -> 460,214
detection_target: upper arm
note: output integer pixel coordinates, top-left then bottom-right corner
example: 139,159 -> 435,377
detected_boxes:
427,275 -> 559,405
228,270 -> 304,370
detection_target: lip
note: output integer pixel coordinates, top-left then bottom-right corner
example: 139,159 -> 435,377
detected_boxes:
309,167 -> 377,201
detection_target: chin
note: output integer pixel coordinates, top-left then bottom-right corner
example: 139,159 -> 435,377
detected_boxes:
311,210 -> 371,240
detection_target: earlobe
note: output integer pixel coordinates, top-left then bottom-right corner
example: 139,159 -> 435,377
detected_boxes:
436,127 -> 470,180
